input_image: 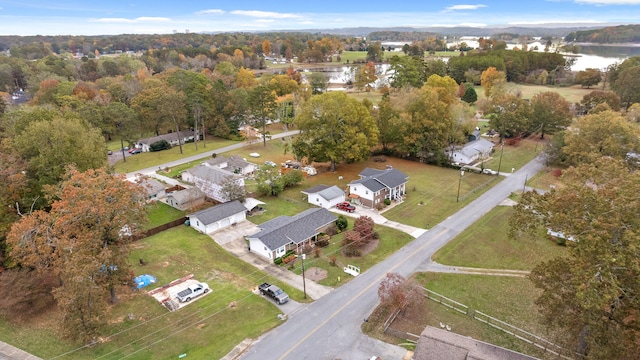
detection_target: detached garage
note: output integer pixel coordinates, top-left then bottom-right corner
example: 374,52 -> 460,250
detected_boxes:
188,200 -> 247,234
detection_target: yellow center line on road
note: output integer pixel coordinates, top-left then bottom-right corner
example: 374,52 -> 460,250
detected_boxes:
278,228 -> 448,360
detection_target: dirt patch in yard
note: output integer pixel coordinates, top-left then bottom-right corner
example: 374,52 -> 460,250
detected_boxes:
341,239 -> 380,258
305,267 -> 328,281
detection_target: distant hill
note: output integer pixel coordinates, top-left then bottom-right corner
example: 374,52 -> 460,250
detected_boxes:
565,24 -> 640,43
295,26 -> 605,39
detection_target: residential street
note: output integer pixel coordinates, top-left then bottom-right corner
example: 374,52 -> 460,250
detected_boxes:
124,130 -> 301,181
120,130 -> 545,360
238,156 -> 545,360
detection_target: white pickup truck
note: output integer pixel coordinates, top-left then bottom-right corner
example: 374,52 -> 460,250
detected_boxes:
176,282 -> 210,303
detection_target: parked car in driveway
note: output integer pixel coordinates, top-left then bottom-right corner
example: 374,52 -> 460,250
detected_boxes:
482,168 -> 498,175
130,148 -> 142,154
265,160 -> 276,167
336,202 -> 356,212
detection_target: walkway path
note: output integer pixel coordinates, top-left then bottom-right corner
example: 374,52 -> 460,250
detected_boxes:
0,342 -> 42,360
124,130 -> 300,181
239,155 -> 545,360
424,259 -> 530,277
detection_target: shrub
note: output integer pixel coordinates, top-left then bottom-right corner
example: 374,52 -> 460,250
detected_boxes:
329,255 -> 337,266
149,140 -> 171,152
552,169 -> 562,177
335,216 -> 348,231
274,250 -> 296,265
316,236 -> 330,247
384,198 -> 391,206
325,224 -> 338,236
282,254 -> 296,264
344,245 -> 361,257
314,247 -> 321,258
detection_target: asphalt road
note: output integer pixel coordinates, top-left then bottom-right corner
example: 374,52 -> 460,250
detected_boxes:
240,156 -> 545,360
124,130 -> 300,180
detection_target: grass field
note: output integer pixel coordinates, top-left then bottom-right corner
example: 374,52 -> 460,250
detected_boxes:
6,226 -> 301,360
112,124 -> 288,174
287,220 -> 414,287
432,205 -> 567,270
145,201 -> 186,229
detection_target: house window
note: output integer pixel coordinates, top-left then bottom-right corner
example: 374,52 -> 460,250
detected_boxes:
365,190 -> 368,195
316,197 -> 320,202
264,246 -> 267,251
196,221 -> 200,226
354,187 -> 357,191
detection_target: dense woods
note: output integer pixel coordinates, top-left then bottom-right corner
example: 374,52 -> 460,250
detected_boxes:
565,24 -> 640,43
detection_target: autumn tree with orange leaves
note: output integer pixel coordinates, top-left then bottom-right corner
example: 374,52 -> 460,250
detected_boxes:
7,167 -> 147,341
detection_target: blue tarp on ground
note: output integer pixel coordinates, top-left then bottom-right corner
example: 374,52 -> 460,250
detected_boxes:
134,274 -> 157,289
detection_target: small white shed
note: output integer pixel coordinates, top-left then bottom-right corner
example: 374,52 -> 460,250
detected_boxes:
301,185 -> 345,209
188,200 -> 247,234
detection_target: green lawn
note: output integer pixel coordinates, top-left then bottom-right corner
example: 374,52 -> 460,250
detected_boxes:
287,221 -> 414,287
145,201 -> 186,229
380,161 -> 499,229
113,137 -> 238,174
415,273 -> 555,358
481,138 -> 543,174
433,205 -> 567,270
5,226 -> 302,360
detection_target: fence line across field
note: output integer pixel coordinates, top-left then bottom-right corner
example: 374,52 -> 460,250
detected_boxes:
383,287 -> 578,359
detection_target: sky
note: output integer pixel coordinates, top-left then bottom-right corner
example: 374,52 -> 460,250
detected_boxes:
0,0 -> 640,36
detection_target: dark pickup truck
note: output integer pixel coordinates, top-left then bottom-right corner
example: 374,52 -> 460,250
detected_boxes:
259,282 -> 289,305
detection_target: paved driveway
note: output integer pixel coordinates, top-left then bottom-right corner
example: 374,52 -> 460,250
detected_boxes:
209,220 -> 333,302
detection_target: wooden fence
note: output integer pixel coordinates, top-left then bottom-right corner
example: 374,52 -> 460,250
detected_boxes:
384,287 -> 577,359
131,217 -> 187,241
421,287 -> 576,360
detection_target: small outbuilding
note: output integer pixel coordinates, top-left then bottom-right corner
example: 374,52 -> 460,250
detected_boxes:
166,187 -> 205,211
188,200 -> 247,234
136,177 -> 166,200
301,184 -> 345,209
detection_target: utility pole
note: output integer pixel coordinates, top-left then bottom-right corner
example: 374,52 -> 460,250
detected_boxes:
456,170 -> 464,202
497,143 -> 504,175
301,253 -> 307,299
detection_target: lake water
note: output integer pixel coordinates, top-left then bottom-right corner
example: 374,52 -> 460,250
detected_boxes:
305,44 -> 638,86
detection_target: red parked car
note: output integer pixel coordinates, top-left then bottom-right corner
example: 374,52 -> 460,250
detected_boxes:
336,202 -> 356,213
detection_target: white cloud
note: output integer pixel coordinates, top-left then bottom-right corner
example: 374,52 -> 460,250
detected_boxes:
508,19 -> 605,24
444,4 -> 487,11
256,19 -> 275,23
574,0 -> 640,4
229,10 -> 303,19
92,17 -> 171,23
431,22 -> 487,27
196,9 -> 225,15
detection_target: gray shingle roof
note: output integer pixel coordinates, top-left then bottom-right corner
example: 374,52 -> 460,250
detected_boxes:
301,185 -> 344,201
189,200 -> 246,225
137,178 -> 165,196
350,177 -> 386,192
414,326 -> 539,360
301,184 -> 331,195
188,164 -> 238,183
138,130 -> 194,145
248,208 -> 337,250
317,186 -> 345,201
459,138 -> 494,158
349,168 -> 408,192
170,187 -> 204,204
